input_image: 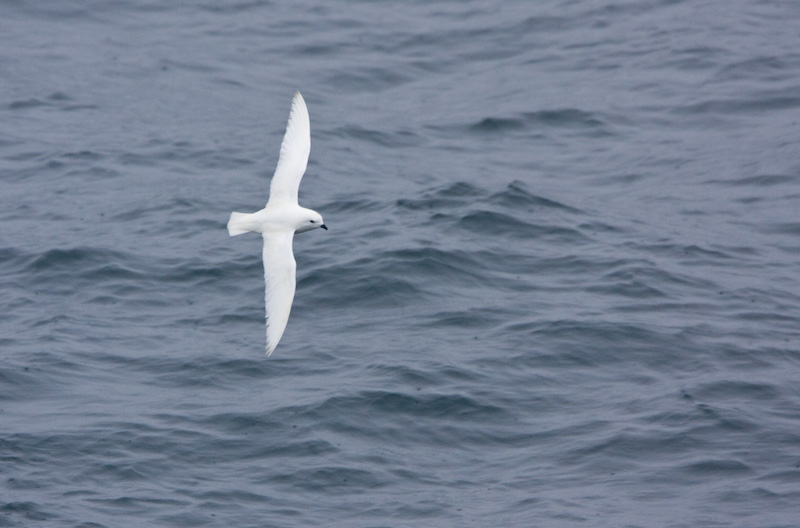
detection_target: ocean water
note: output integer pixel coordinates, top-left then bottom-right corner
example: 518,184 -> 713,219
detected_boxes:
2,0 -> 800,526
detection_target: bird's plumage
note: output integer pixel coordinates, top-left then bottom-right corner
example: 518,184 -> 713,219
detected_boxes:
262,231 -> 296,355
269,92 -> 311,206
227,92 -> 326,355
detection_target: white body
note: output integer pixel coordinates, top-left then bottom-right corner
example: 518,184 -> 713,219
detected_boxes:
227,92 -> 326,355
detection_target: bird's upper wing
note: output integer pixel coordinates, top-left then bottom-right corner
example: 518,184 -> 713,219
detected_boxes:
267,92 -> 310,206
262,230 -> 297,355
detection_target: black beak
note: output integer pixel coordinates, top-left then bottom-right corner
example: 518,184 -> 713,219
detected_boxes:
320,224 -> 328,230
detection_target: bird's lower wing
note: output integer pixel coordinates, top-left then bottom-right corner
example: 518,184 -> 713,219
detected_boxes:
262,230 -> 297,355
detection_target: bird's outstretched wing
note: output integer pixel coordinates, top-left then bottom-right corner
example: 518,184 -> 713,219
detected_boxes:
268,91 -> 310,206
262,230 -> 297,355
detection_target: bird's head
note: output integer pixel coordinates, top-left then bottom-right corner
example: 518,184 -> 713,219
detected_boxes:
295,208 -> 327,234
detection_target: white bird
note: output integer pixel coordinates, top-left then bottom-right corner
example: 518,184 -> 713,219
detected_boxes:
227,92 -> 327,355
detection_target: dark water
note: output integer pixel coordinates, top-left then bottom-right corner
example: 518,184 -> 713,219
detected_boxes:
2,1 -> 800,526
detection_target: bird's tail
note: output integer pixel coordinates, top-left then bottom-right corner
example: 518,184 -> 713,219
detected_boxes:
227,212 -> 257,236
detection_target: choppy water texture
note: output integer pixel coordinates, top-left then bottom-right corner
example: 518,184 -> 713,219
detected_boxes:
2,1 -> 800,526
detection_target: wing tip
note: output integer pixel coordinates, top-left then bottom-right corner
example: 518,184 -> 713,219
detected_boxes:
265,332 -> 278,356
265,326 -> 277,356
290,91 -> 308,116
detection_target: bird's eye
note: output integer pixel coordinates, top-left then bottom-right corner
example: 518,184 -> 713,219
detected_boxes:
310,220 -> 315,223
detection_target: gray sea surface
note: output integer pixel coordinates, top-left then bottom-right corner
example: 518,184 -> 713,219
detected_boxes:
2,1 -> 800,526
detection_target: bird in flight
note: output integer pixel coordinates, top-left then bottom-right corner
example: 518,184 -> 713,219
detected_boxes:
227,92 -> 327,355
